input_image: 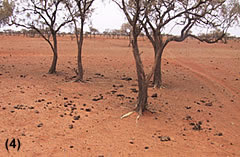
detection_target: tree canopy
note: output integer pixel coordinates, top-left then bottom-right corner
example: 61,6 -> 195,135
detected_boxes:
0,0 -> 13,26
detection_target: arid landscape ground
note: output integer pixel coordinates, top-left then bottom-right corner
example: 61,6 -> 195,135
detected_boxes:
0,35 -> 239,156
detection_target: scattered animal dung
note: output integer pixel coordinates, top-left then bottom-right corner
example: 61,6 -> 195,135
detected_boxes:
214,132 -> 223,136
121,77 -> 132,81
14,104 -> 26,110
85,108 -> 91,112
113,84 -> 124,88
185,115 -> 192,120
151,93 -> 158,98
1,29 -> 239,156
92,95 -> 103,101
69,124 -> 74,129
95,73 -> 104,77
28,106 -> 34,109
111,90 -> 117,94
130,88 -> 138,93
159,136 -> 171,142
73,115 -> 80,120
64,104 -> 68,107
117,94 -> 125,97
36,99 -> 45,103
20,74 -> 26,78
37,123 -> 43,128
191,121 -> 203,131
205,102 -> 213,106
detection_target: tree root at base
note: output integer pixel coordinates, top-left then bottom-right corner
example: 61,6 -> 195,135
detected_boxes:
48,71 -> 56,74
120,111 -> 135,119
73,78 -> 85,83
120,109 -> 143,123
153,84 -> 166,89
120,106 -> 157,123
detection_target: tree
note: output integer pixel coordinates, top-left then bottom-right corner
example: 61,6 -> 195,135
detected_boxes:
0,0 -> 13,26
114,0 -> 154,118
110,29 -> 121,38
120,22 -> 132,46
65,0 -> 95,82
12,0 -> 72,74
140,0 -> 240,88
198,29 -> 229,44
114,0 -> 240,118
89,26 -> 99,38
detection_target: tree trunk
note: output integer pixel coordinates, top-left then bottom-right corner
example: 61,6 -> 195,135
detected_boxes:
135,77 -> 148,115
76,45 -> 83,81
128,31 -> 132,47
152,37 -> 163,88
75,19 -> 84,82
132,32 -> 148,115
153,49 -> 163,88
48,33 -> 58,74
48,52 -> 57,74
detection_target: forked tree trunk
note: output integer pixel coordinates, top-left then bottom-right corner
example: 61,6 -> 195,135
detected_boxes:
48,33 -> 58,74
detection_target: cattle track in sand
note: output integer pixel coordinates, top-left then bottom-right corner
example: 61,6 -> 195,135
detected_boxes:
168,58 -> 240,104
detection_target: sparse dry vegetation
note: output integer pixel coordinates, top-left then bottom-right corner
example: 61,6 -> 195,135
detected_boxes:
0,0 -> 240,156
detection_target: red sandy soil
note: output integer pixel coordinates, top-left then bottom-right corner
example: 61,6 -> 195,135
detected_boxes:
0,35 -> 239,156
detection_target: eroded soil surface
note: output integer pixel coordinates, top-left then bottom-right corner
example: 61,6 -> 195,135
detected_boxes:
0,35 -> 239,156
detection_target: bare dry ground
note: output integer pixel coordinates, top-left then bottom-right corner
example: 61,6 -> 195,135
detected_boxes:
0,35 -> 239,156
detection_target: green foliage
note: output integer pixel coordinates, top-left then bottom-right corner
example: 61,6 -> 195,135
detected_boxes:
0,0 -> 14,25
120,22 -> 131,35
